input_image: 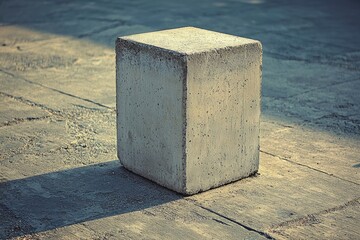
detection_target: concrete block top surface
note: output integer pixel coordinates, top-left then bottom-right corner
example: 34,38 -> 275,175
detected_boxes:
118,26 -> 260,54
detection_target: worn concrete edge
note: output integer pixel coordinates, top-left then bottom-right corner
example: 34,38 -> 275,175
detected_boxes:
182,54 -> 189,195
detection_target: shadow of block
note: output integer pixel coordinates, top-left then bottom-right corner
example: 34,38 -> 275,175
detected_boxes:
0,160 -> 181,238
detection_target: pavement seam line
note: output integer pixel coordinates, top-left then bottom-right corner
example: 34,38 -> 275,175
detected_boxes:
0,68 -> 114,110
77,20 -> 126,38
185,200 -> 275,239
276,78 -> 360,100
269,197 -> 360,230
265,51 -> 360,71
262,121 -> 294,129
0,91 -> 61,116
0,115 -> 51,128
272,31 -> 360,52
260,149 -> 360,186
198,205 -> 275,239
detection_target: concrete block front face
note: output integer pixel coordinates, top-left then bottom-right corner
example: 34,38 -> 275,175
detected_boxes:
116,39 -> 187,193
116,27 -> 262,195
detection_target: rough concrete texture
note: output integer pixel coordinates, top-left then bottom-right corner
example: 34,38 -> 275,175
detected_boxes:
117,27 -> 261,194
0,0 -> 360,239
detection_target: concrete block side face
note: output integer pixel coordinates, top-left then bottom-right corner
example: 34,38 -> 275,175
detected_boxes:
116,38 -> 187,193
185,42 -> 262,194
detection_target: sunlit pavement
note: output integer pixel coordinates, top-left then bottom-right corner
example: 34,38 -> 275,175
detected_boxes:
0,0 -> 359,239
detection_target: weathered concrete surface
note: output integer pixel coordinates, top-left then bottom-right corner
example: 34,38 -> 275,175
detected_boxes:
0,0 -> 360,239
117,27 -> 261,194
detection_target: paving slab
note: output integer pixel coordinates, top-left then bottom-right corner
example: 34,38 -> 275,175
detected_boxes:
190,152 -> 360,232
262,55 -> 360,135
261,120 -> 360,184
269,198 -> 360,239
0,26 -> 116,110
1,161 -> 267,240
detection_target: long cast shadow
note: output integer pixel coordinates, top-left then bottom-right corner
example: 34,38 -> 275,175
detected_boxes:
0,160 -> 181,239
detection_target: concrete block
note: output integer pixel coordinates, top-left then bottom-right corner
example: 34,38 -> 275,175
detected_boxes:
116,27 -> 262,195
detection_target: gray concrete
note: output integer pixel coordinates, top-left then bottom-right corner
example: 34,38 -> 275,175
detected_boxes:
116,27 -> 262,194
0,0 -> 360,239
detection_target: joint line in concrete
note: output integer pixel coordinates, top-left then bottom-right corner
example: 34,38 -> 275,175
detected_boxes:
0,68 -> 114,110
0,115 -> 51,128
0,91 -> 61,115
260,149 -> 360,186
186,199 -> 275,239
270,197 -> 360,230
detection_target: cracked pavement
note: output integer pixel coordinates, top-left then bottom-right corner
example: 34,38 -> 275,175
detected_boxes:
0,0 -> 360,239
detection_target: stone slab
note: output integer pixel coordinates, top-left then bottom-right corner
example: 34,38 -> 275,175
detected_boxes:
269,198 -> 360,239
190,151 -> 360,234
261,119 -> 360,184
0,161 -> 267,239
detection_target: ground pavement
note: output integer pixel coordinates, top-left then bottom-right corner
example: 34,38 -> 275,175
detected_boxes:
0,0 -> 359,239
